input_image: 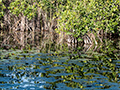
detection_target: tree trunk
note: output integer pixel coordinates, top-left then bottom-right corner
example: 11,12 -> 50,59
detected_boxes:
20,15 -> 25,46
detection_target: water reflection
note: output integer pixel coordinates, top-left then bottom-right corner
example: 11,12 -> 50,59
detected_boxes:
0,49 -> 120,90
0,61 -> 45,89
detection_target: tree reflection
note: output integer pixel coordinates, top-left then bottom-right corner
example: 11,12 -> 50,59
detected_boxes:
0,38 -> 119,89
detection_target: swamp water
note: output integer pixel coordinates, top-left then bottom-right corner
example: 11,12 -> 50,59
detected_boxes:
0,39 -> 120,90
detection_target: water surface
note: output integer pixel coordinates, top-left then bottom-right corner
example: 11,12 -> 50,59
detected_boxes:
0,47 -> 120,90
0,38 -> 120,90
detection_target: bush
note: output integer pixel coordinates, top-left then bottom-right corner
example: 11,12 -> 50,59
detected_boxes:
1,0 -> 120,38
56,0 -> 120,39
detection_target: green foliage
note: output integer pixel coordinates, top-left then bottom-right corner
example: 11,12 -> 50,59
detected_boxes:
8,0 -> 37,20
0,0 -> 6,18
38,0 -> 68,20
56,0 -> 120,38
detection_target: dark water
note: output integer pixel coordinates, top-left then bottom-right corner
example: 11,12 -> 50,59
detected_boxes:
0,37 -> 119,90
0,46 -> 120,90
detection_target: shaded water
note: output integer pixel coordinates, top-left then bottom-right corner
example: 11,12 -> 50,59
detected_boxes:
0,39 -> 120,90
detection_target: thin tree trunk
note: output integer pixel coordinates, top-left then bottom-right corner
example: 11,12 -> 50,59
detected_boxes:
32,18 -> 35,44
20,15 -> 25,46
